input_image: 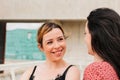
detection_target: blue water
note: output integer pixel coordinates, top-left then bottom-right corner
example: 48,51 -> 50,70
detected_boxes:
5,29 -> 46,60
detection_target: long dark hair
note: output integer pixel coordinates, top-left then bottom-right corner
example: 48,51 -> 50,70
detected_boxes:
87,8 -> 120,78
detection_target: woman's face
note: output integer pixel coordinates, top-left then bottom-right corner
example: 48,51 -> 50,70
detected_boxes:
84,22 -> 94,55
41,28 -> 66,61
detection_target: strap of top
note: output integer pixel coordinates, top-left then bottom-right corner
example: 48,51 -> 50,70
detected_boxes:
55,65 -> 73,80
62,65 -> 73,78
29,65 -> 73,80
29,66 -> 37,80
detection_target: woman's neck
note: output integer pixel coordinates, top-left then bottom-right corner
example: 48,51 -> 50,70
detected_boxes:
45,59 -> 67,69
94,54 -> 104,62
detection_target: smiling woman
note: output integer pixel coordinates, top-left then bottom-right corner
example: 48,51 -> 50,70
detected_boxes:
20,22 -> 80,80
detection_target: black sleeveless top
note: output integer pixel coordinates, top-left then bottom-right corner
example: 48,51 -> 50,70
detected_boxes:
29,65 -> 73,80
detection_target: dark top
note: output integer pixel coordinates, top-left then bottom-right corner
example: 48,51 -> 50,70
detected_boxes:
29,65 -> 73,80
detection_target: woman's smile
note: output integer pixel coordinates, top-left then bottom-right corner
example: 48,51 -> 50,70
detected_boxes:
52,49 -> 63,57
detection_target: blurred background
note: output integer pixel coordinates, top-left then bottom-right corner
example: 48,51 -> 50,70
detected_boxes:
0,0 -> 120,80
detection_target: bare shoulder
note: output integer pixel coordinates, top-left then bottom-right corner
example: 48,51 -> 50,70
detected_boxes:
69,65 -> 80,73
20,66 -> 35,80
66,65 -> 80,80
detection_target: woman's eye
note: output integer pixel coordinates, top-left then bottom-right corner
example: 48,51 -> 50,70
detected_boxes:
58,38 -> 64,41
47,41 -> 52,44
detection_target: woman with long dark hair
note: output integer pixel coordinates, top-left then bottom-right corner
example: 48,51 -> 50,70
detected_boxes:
84,8 -> 120,80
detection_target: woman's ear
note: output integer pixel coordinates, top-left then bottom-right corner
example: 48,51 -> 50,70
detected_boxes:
38,43 -> 43,52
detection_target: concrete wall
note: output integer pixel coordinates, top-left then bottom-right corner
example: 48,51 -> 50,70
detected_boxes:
60,20 -> 93,65
0,0 -> 120,20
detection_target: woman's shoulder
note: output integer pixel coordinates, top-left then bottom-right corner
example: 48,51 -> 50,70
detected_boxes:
67,65 -> 80,73
84,61 -> 119,80
85,61 -> 114,71
65,65 -> 80,80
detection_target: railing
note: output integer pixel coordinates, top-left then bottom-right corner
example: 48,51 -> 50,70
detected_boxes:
0,60 -> 87,80
0,61 -> 44,80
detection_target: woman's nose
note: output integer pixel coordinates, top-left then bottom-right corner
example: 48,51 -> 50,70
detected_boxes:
53,41 -> 60,48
